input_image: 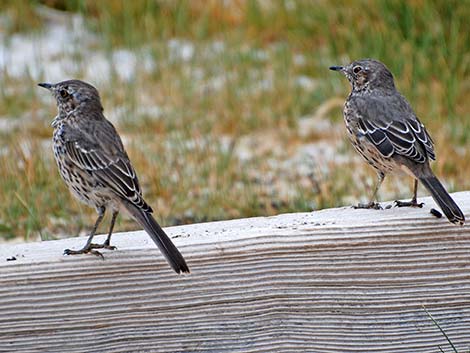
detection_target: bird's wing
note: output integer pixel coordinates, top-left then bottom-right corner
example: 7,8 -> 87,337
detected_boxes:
351,96 -> 435,164
60,120 -> 152,212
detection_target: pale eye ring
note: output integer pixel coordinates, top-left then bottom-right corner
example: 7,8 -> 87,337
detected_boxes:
353,66 -> 362,74
59,89 -> 69,98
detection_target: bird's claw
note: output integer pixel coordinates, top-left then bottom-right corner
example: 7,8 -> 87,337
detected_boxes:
89,242 -> 117,251
394,200 -> 424,208
63,240 -> 116,258
64,247 -> 104,259
353,202 -> 382,210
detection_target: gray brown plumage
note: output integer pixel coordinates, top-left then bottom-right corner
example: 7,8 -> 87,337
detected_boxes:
330,59 -> 464,225
38,80 -> 190,273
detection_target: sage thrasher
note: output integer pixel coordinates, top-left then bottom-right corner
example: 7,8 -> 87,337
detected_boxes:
39,80 -> 190,273
330,59 -> 464,225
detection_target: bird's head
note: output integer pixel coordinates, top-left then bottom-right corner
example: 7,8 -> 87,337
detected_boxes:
38,79 -> 102,115
330,59 -> 395,92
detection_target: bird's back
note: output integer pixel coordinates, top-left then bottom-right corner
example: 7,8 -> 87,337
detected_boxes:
345,89 -> 435,166
52,108 -> 151,213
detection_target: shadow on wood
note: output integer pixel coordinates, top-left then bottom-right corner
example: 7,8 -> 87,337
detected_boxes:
1,192 -> 470,352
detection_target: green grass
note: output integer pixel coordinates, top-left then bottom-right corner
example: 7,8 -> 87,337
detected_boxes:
0,0 -> 469,240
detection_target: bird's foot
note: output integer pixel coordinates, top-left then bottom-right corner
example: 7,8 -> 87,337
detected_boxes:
394,199 -> 424,208
88,242 -> 117,251
64,247 -> 104,259
64,240 -> 116,259
353,202 -> 382,210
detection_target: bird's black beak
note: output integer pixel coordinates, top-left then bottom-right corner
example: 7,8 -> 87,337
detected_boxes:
38,82 -> 53,90
329,66 -> 344,71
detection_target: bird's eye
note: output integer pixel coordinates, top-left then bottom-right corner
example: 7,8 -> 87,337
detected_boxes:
353,66 -> 362,74
59,89 -> 69,98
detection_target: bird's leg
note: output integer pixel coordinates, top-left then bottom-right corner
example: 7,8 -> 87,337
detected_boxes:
64,206 -> 106,258
354,172 -> 384,210
395,179 -> 424,208
88,210 -> 118,250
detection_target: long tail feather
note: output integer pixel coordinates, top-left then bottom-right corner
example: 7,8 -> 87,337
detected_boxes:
419,176 -> 465,225
123,201 -> 190,273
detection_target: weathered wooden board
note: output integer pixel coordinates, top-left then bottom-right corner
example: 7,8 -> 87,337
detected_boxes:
1,192 -> 470,352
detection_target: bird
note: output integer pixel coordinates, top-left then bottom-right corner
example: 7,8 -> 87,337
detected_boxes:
38,79 -> 190,273
329,59 -> 465,225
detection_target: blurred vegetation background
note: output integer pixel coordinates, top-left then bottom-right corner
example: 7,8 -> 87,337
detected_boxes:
0,0 -> 469,241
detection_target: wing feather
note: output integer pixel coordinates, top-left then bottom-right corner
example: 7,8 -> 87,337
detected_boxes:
63,134 -> 152,213
352,96 -> 435,164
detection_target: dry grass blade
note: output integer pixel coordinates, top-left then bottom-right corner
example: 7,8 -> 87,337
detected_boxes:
423,305 -> 459,353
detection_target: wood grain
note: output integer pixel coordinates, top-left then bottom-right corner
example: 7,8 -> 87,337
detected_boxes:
1,192 -> 470,352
